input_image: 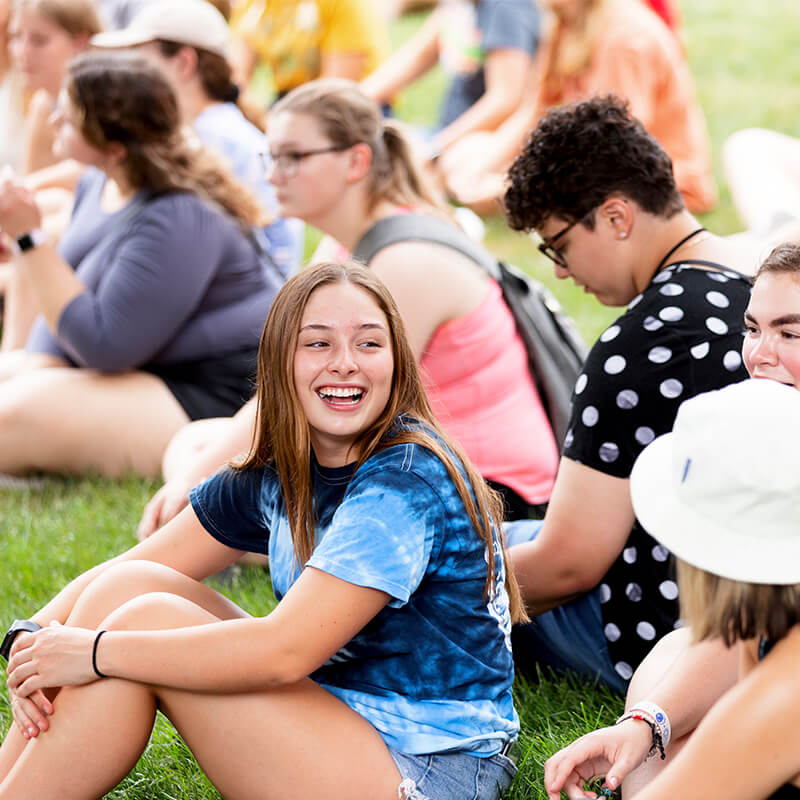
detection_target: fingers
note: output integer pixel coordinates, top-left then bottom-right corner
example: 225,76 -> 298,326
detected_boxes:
137,488 -> 167,540
11,690 -> 53,739
544,734 -> 614,798
138,483 -> 191,541
160,488 -> 189,528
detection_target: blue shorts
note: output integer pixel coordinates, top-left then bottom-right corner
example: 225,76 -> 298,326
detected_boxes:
388,747 -> 516,800
505,520 -> 628,694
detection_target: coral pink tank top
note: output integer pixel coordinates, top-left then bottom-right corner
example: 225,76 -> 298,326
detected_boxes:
421,281 -> 558,504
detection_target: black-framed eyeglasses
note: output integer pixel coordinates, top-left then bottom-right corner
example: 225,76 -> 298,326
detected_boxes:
537,218 -> 582,269
259,146 -> 349,177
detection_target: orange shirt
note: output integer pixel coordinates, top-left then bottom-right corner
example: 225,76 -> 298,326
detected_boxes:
540,0 -> 715,212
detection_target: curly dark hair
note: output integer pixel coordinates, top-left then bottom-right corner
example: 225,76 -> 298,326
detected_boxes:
504,95 -> 684,233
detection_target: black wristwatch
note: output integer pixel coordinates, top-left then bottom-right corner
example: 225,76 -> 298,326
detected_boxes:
0,619 -> 41,661
14,228 -> 48,254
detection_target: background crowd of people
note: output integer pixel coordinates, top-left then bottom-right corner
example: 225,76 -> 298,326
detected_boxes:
0,1 -> 797,799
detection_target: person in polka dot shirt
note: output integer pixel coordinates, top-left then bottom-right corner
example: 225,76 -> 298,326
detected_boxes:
501,95 -> 755,693
542,245 -> 800,799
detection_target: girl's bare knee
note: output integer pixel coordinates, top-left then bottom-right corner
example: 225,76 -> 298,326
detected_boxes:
102,591 -> 215,632
68,560 -> 190,627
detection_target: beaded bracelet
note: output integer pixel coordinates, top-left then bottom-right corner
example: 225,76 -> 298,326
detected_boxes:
615,712 -> 665,761
629,701 -> 671,749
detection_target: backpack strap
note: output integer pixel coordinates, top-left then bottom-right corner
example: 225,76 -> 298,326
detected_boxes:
352,213 -> 501,280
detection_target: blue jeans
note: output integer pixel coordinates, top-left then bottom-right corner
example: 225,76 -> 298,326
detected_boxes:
388,747 -> 516,800
505,520 -> 628,694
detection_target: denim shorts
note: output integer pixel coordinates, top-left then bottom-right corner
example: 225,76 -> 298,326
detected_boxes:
387,747 -> 517,800
504,520 -> 628,694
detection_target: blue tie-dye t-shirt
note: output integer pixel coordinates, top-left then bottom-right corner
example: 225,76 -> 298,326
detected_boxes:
190,429 -> 518,756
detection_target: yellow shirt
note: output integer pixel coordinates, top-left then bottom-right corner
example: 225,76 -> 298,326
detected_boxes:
232,0 -> 390,93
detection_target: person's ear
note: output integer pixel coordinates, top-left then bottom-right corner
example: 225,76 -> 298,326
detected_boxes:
173,45 -> 199,81
103,141 -> 127,169
345,142 -> 373,184
599,196 -> 633,240
70,33 -> 90,55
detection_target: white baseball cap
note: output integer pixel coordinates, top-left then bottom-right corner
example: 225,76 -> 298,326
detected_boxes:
91,0 -> 230,59
631,378 -> 800,584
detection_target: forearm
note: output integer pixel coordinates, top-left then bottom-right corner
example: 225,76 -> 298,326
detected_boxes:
508,540 -> 587,615
23,160 -> 83,194
14,244 -> 84,333
509,461 -> 635,615
432,51 -> 531,154
480,96 -> 541,173
360,20 -> 439,102
629,636 -> 740,742
95,618 -> 300,692
92,571 -> 390,692
432,92 -> 517,154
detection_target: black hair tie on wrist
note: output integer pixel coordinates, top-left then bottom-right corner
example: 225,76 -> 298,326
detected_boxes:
92,630 -> 108,679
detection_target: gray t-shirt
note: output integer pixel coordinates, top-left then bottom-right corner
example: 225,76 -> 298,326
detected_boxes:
439,0 -> 540,128
26,168 -> 281,372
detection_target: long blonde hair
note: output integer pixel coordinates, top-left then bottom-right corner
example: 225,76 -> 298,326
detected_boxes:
239,260 -> 528,624
542,0 -> 612,99
67,50 -> 266,226
271,79 -> 449,215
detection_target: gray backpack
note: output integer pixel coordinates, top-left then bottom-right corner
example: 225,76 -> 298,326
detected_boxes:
352,214 -> 588,445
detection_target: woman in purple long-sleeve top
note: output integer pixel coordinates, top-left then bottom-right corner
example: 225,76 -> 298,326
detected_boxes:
0,50 -> 281,479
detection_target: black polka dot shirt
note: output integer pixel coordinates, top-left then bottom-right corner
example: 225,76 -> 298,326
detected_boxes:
563,263 -> 752,680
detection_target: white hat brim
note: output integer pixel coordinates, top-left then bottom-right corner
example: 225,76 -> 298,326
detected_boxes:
91,30 -> 157,50
631,433 -> 800,585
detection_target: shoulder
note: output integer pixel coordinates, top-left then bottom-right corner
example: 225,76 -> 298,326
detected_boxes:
73,168 -> 105,207
619,265 -> 749,330
140,191 -> 239,237
369,237 -> 486,283
194,103 -> 263,151
596,1 -> 678,61
354,428 -> 460,497
724,628 -> 800,741
478,0 -> 540,27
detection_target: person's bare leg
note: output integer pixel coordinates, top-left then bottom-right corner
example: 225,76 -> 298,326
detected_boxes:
1,590 -> 402,800
0,560 -> 247,782
0,266 -> 39,352
0,368 -> 189,476
161,417 -> 234,481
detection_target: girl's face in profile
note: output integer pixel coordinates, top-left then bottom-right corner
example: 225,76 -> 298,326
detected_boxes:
743,271 -> 800,389
49,89 -> 105,166
294,281 -> 394,467
265,110 -> 351,224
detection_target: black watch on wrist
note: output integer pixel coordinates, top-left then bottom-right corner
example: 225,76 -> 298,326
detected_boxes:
0,619 -> 42,661
14,228 -> 48,254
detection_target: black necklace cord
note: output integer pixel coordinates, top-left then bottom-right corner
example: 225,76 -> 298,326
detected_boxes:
653,226 -> 707,278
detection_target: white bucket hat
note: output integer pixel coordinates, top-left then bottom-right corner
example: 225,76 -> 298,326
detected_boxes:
630,379 -> 800,585
91,0 -> 230,59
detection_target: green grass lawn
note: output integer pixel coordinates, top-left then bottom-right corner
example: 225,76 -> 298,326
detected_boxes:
1,2 -> 798,797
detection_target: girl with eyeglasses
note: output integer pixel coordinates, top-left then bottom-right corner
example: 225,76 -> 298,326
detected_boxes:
138,78 -> 561,539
